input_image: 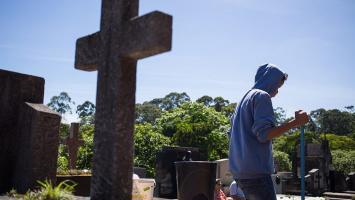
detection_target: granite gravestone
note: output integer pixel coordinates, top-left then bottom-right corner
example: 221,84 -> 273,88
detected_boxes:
0,69 -> 61,193
74,0 -> 172,199
65,122 -> 83,169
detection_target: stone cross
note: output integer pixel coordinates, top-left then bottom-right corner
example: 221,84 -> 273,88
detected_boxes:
74,0 -> 172,199
65,122 -> 83,169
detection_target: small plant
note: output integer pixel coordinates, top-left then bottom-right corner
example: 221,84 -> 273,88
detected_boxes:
6,188 -> 21,198
35,180 -> 76,200
7,180 -> 76,200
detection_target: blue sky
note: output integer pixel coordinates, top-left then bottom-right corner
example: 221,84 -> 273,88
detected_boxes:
1,0 -> 354,121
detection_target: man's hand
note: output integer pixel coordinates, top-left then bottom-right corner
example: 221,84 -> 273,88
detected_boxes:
266,110 -> 309,140
293,110 -> 309,127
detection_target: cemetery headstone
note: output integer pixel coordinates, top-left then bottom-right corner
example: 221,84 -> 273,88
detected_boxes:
13,103 -> 61,193
65,122 -> 83,169
0,69 -> 61,193
74,0 -> 172,199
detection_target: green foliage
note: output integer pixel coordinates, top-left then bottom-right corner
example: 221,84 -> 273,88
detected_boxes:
134,123 -> 171,177
76,101 -> 95,125
331,150 -> 355,174
135,102 -> 162,124
57,144 -> 69,173
76,124 -> 95,169
47,92 -> 75,115
34,180 -> 75,200
274,107 -> 286,126
221,102 -> 237,118
310,108 -> 355,135
59,123 -> 70,140
213,96 -> 229,112
57,123 -> 70,173
158,102 -> 230,160
273,131 -> 321,156
273,132 -> 355,174
9,180 -> 75,200
273,150 -> 291,171
320,133 -> 355,151
206,128 -> 230,161
149,92 -> 190,111
196,95 -> 213,107
76,101 -> 95,118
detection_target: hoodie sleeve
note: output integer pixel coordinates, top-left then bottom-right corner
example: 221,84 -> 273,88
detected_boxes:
251,92 -> 276,143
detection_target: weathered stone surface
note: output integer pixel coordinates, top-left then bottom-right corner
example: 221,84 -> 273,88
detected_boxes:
13,103 -> 61,193
74,0 -> 172,199
65,122 -> 83,169
0,69 -> 44,193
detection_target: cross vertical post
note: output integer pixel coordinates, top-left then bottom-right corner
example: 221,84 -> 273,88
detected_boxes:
74,0 -> 172,199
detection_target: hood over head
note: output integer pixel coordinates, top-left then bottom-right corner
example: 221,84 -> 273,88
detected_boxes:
253,63 -> 287,95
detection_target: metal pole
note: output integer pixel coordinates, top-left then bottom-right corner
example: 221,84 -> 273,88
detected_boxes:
300,126 -> 305,200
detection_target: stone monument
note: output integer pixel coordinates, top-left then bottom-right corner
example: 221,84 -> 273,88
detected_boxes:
0,69 -> 61,193
74,0 -> 172,199
65,122 -> 83,169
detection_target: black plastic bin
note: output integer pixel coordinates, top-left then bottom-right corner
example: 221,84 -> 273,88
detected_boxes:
155,147 -> 201,198
175,161 -> 216,200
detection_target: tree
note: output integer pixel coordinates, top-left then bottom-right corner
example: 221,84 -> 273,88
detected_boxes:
135,102 -> 162,124
76,101 -> 95,118
196,95 -> 213,107
149,92 -> 191,111
213,96 -> 229,112
76,101 -> 96,124
274,107 -> 286,126
310,108 -> 354,135
222,103 -> 237,118
157,102 -> 230,160
320,133 -> 355,151
134,123 -> 171,177
345,105 -> 354,113
47,92 -> 75,115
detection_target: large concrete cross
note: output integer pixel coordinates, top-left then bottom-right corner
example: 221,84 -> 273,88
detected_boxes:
74,0 -> 172,199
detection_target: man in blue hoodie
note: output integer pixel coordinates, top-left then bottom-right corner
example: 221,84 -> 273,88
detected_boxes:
228,64 -> 309,200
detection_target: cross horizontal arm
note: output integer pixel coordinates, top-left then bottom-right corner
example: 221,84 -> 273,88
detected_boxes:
75,32 -> 100,71
121,11 -> 172,60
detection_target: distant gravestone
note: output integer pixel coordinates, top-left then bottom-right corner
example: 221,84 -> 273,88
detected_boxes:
74,0 -> 172,199
65,122 -> 83,169
0,69 -> 61,193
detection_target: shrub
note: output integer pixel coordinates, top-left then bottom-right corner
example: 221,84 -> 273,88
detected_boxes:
134,123 -> 171,177
273,150 -> 292,171
158,102 -> 230,160
321,134 -> 355,151
331,150 -> 355,174
76,124 -> 95,169
57,144 -> 69,173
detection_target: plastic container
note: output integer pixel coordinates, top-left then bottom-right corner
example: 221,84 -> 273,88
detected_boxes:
155,146 -> 201,198
132,178 -> 156,200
